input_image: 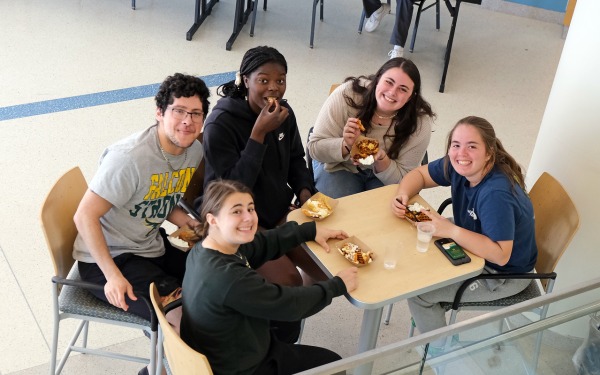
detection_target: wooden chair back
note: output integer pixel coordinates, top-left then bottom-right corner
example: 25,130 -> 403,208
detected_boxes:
529,172 -> 580,290
150,283 -> 213,375
40,166 -> 88,279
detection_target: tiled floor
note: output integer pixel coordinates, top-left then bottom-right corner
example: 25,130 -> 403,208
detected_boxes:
0,0 -> 568,373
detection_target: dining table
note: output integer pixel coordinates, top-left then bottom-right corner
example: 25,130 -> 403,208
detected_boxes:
186,0 -> 255,51
287,184 -> 485,374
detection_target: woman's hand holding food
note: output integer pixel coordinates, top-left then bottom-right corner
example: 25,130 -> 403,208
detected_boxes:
251,99 -> 289,143
342,118 -> 362,148
314,226 -> 349,252
373,149 -> 391,172
391,194 -> 410,218
336,267 -> 359,292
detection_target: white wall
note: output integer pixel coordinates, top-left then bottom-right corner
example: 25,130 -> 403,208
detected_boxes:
526,0 -> 600,337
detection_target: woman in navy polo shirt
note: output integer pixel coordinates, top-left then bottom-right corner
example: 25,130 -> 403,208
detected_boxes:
391,115 -> 537,352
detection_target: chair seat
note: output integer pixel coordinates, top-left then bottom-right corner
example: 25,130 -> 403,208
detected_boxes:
59,266 -> 150,327
440,280 -> 541,311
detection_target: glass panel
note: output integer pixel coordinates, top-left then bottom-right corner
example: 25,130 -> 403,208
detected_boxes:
300,293 -> 600,375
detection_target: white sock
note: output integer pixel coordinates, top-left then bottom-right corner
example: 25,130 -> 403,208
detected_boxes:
394,45 -> 403,51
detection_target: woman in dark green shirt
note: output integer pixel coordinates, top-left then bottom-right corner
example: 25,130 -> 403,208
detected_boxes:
181,179 -> 357,375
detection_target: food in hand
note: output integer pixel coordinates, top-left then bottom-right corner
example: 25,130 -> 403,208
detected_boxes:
339,242 -> 374,265
267,96 -> 277,104
171,227 -> 202,247
405,202 -> 432,222
357,154 -> 374,165
357,119 -> 366,132
168,236 -> 190,249
302,196 -> 333,219
352,138 -> 379,162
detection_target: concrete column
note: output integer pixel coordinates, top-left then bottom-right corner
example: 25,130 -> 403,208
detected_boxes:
526,0 -> 600,337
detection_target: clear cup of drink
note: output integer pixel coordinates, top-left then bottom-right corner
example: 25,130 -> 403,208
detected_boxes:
416,222 -> 436,253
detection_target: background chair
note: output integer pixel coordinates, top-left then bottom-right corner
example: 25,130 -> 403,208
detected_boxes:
250,0 -> 325,48
41,166 -> 157,375
410,172 -> 580,373
150,283 -> 213,375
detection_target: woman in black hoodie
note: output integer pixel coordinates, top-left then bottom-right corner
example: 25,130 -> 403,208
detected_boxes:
202,46 -> 324,342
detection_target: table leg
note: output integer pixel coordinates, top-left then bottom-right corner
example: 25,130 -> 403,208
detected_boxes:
186,0 -> 219,41
354,307 -> 384,375
225,0 -> 254,50
439,0 -> 461,92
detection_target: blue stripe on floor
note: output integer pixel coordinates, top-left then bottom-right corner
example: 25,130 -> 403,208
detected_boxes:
0,71 -> 235,122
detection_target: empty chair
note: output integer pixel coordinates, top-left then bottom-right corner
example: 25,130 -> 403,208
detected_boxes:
41,166 -> 157,375
250,0 -> 325,48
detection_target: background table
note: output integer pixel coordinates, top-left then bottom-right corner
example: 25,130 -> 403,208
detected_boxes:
288,184 -> 484,374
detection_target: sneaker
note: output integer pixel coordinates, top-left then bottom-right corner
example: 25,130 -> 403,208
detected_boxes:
388,47 -> 404,59
364,3 -> 389,33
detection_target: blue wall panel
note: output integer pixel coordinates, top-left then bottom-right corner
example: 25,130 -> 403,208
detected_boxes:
505,0 -> 568,12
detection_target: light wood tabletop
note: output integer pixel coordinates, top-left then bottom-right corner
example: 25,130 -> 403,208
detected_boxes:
288,184 -> 485,309
288,184 -> 484,374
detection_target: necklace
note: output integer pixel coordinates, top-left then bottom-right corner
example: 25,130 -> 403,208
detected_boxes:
157,133 -> 187,172
371,120 -> 388,127
374,111 -> 398,119
233,251 -> 251,268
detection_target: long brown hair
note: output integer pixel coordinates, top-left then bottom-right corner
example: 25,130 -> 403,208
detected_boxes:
343,57 -> 435,159
444,116 -> 525,190
200,179 -> 254,237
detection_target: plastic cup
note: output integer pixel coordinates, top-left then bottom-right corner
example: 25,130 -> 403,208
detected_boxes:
416,222 -> 436,253
383,244 -> 401,270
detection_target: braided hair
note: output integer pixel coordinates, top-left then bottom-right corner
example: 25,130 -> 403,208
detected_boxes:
217,46 -> 288,99
443,116 -> 526,191
342,58 -> 435,160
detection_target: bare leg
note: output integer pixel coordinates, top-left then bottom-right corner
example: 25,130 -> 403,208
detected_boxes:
166,306 -> 183,335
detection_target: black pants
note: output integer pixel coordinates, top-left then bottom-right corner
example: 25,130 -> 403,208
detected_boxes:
78,228 -> 188,320
363,0 -> 414,47
253,333 -> 344,375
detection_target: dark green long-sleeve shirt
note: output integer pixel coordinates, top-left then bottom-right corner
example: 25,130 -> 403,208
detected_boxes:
180,221 -> 347,375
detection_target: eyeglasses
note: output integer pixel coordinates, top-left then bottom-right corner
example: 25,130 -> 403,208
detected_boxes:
168,106 -> 204,123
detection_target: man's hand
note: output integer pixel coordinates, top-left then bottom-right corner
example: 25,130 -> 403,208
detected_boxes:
104,274 -> 137,311
314,226 -> 349,252
336,267 -> 358,292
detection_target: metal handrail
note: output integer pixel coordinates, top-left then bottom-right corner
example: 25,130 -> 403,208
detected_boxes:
297,276 -> 600,374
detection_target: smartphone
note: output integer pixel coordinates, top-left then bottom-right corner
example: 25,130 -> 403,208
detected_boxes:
434,238 -> 471,266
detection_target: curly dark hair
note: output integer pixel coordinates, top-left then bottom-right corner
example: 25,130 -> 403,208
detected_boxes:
216,46 -> 287,99
343,57 -> 435,160
154,73 -> 211,115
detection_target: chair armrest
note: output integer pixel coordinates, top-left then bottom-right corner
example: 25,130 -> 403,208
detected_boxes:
178,198 -> 202,222
451,271 -> 557,310
437,198 -> 453,215
163,298 -> 183,314
52,275 -> 105,291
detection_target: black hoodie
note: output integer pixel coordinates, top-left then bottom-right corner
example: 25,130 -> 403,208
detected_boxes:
203,97 -> 316,229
